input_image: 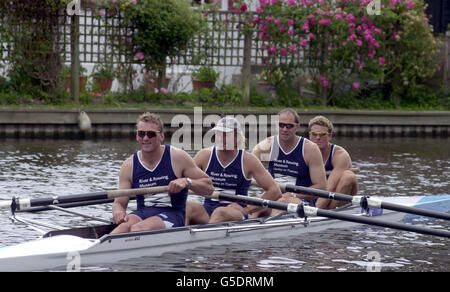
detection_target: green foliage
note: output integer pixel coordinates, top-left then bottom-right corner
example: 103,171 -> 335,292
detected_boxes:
0,0 -> 66,99
110,0 -> 206,73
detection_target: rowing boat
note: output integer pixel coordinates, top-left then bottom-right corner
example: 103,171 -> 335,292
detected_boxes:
0,194 -> 448,272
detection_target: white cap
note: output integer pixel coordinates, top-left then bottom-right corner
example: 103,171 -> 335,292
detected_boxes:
212,117 -> 242,133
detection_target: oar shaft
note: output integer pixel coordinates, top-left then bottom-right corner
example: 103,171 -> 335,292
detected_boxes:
213,192 -> 450,238
316,208 -> 450,238
281,184 -> 450,221
1,186 -> 169,211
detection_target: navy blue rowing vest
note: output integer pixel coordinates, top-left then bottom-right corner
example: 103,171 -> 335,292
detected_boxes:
268,136 -> 317,206
132,145 -> 188,211
324,144 -> 335,172
268,135 -> 312,187
203,146 -> 251,209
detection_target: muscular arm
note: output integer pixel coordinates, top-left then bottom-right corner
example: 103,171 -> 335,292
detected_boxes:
242,153 -> 282,215
171,147 -> 214,197
297,140 -> 327,201
112,156 -> 132,224
326,146 -> 352,191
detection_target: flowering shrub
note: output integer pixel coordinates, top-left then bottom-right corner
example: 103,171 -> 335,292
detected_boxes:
249,0 -> 440,106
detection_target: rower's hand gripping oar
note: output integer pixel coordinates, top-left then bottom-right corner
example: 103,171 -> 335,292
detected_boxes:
210,192 -> 450,238
0,186 -> 170,213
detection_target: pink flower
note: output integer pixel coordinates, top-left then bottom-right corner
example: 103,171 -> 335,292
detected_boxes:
352,82 -> 360,90
129,0 -> 137,5
134,52 -> 144,60
288,29 -> 294,37
287,0 -> 296,6
280,48 -> 287,56
288,45 -> 298,54
268,46 -> 277,54
240,4 -> 248,12
319,76 -> 329,87
274,19 -> 281,25
346,14 -> 356,23
97,9 -> 105,17
407,1 -> 414,10
318,18 -> 331,25
154,88 -> 159,93
288,19 -> 294,27
300,38 -> 308,48
378,57 -> 386,66
160,88 -> 168,94
302,23 -> 310,31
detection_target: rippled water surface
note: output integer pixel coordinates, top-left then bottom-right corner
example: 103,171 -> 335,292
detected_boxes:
0,137 -> 448,272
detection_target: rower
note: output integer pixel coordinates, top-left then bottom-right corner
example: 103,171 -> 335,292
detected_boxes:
252,108 -> 327,215
110,112 -> 214,234
185,117 -> 281,225
308,116 -> 358,209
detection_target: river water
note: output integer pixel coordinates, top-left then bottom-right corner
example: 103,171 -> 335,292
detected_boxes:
0,137 -> 448,272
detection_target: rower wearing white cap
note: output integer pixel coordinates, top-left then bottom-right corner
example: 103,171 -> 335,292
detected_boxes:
186,117 -> 281,224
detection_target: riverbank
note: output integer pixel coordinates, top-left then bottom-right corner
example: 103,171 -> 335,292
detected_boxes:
0,108 -> 448,139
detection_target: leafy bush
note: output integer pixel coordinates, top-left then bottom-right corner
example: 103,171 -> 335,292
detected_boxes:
109,0 -> 206,87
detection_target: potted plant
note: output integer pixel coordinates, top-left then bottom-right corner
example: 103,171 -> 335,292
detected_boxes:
63,64 -> 87,93
191,67 -> 220,90
143,70 -> 171,92
91,63 -> 115,92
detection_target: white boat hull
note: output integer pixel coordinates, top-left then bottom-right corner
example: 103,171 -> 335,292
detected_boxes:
0,195 -> 448,271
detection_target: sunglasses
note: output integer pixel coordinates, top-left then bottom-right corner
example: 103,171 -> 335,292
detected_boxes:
309,131 -> 329,137
137,130 -> 160,138
278,122 -> 297,129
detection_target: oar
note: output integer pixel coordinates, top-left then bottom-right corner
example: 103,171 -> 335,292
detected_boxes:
210,192 -> 450,238
251,180 -> 450,221
278,183 -> 450,221
0,186 -> 169,212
